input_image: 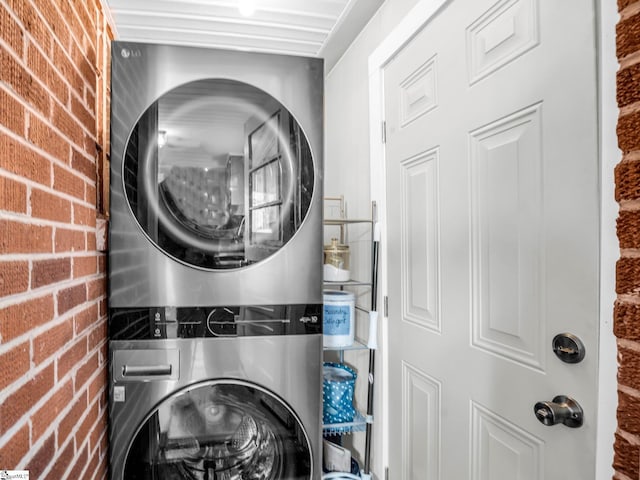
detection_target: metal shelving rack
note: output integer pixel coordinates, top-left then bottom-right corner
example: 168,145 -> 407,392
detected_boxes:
322,196 -> 379,480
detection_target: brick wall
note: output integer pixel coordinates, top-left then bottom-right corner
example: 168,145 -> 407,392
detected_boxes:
616,1 -> 640,479
0,0 -> 111,478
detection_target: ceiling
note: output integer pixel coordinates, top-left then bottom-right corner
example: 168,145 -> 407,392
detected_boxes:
103,0 -> 385,67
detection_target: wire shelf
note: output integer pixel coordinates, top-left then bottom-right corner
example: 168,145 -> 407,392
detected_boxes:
323,339 -> 369,352
323,411 -> 368,436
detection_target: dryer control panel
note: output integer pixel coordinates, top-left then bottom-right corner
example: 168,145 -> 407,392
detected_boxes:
109,304 -> 322,340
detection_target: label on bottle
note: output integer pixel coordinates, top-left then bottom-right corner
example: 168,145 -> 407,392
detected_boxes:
324,304 -> 351,336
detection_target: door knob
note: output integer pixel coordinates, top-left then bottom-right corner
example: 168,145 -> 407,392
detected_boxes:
534,395 -> 583,428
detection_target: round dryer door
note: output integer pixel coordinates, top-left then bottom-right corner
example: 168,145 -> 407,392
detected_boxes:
122,78 -> 315,270
123,380 -> 313,479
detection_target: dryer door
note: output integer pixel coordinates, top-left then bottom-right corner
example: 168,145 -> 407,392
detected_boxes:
123,78 -> 315,270
123,380 -> 313,479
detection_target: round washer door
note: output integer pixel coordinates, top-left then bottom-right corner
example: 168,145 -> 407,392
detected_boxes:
123,78 -> 315,270
123,380 -> 313,479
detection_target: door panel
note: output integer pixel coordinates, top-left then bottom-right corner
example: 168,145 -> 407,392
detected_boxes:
384,0 -> 599,478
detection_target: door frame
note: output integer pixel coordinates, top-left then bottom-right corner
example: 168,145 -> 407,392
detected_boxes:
366,0 -> 618,477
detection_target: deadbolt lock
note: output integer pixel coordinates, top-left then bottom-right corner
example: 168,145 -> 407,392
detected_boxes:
552,333 -> 585,364
534,395 -> 583,428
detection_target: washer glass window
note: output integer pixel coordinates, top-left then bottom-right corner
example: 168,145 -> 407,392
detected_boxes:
123,79 -> 315,270
123,381 -> 312,479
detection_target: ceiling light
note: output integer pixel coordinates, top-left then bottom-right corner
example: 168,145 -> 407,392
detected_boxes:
238,0 -> 256,16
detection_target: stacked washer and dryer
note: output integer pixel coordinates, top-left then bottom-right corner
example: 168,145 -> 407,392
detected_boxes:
108,41 -> 324,480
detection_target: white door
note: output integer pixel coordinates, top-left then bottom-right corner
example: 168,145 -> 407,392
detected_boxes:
383,0 -> 599,478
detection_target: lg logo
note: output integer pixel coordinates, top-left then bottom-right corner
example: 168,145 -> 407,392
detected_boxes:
120,48 -> 142,59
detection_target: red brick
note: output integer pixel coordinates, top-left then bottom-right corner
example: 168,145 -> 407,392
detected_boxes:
617,11 -> 640,59
26,434 -> 54,480
72,147 -> 97,181
54,227 -> 85,252
86,182 -> 97,206
31,187 -> 72,223
76,351 -> 99,390
85,87 -> 96,116
73,255 -> 97,278
34,0 -> 71,50
67,443 -> 89,480
88,364 -> 106,409
71,94 -> 95,133
618,62 -> 640,109
619,0 -> 636,11
86,230 -> 96,251
618,346 -> 640,391
0,48 -> 49,116
0,175 -> 27,213
614,301 -> 640,341
8,0 -> 51,52
0,3 -> 24,55
617,112 -> 640,155
0,363 -> 54,436
54,163 -> 85,200
0,219 -> 52,254
53,102 -> 85,147
83,131 -> 98,158
33,318 -> 73,364
0,87 -> 25,136
73,202 -> 96,227
74,302 -> 98,334
617,210 -> 640,248
68,40 -> 96,87
0,341 -> 29,390
32,257 -> 71,288
78,0 -> 97,36
89,410 -> 107,454
87,422 -> 108,480
44,438 -> 74,480
87,317 -> 106,353
613,432 -> 639,479
57,283 -> 86,314
87,276 -> 105,301
27,115 -> 70,162
0,295 -> 54,341
618,389 -> 640,435
0,134 -> 52,186
52,41 -> 84,98
57,337 -> 87,380
0,261 -> 29,296
26,42 -> 69,106
617,257 -> 640,294
57,0 -> 88,51
59,393 -> 88,446
31,379 -> 73,442
0,424 -> 29,468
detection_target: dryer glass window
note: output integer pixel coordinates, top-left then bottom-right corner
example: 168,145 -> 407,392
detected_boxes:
123,381 -> 312,479
123,79 -> 315,270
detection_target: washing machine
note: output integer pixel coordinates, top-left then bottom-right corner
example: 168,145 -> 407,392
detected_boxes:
108,41 -> 324,479
109,305 -> 322,480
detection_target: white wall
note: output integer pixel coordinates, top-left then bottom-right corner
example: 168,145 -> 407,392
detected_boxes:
324,0 -> 419,475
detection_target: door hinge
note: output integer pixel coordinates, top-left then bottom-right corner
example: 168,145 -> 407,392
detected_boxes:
384,295 -> 388,317
382,120 -> 387,144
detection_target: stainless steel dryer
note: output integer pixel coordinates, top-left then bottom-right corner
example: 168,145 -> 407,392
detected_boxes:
108,42 -> 324,480
109,41 -> 323,307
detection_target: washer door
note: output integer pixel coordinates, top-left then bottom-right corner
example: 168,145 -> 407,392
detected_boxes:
123,380 -> 312,479
123,78 -> 315,270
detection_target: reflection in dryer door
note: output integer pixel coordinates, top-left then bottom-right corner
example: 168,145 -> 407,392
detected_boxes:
123,380 -> 313,479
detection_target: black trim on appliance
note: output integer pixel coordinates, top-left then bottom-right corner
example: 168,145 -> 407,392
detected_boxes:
109,304 -> 322,340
